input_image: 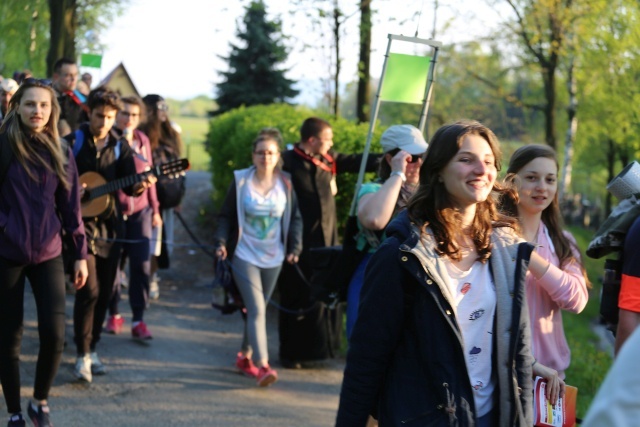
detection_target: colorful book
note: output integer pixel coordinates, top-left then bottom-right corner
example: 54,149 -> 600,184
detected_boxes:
533,376 -> 578,427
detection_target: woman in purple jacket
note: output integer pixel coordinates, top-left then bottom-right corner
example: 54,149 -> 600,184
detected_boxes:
0,79 -> 88,427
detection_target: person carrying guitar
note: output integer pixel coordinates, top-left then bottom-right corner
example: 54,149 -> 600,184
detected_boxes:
63,87 -> 154,383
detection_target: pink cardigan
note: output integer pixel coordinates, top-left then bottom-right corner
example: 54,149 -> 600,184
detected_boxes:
527,223 -> 588,379
116,129 -> 160,216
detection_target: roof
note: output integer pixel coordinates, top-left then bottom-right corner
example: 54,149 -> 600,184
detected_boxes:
98,62 -> 140,97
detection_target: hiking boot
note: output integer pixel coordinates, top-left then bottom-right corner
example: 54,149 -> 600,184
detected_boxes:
7,414 -> 25,427
73,354 -> 92,383
90,352 -> 106,375
132,322 -> 153,340
235,352 -> 258,378
149,275 -> 160,300
104,315 -> 124,334
257,366 -> 278,387
27,403 -> 52,427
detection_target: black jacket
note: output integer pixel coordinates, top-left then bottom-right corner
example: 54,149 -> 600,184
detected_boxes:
336,211 -> 534,427
64,124 -> 137,258
281,145 -> 379,250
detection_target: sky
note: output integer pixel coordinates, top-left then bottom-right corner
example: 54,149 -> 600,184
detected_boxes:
94,0 -> 505,102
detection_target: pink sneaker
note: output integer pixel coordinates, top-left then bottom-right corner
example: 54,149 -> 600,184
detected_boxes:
257,365 -> 278,387
105,315 -> 125,334
236,352 -> 259,378
131,321 -> 153,340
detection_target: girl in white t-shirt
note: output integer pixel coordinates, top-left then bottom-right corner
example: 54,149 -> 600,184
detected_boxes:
214,135 -> 302,387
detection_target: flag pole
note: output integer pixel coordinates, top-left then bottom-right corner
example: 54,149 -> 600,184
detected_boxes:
349,34 -> 395,216
418,46 -> 440,137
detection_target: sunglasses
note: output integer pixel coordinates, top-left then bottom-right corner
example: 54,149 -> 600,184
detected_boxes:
388,148 -> 425,163
156,103 -> 169,112
22,78 -> 53,87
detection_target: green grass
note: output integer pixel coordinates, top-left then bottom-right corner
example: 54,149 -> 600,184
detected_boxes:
173,115 -> 210,171
564,225 -> 613,418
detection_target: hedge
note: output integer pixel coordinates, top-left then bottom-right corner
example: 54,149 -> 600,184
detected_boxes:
206,103 -> 386,237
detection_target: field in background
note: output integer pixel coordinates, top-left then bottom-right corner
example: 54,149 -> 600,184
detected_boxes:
174,115 -> 210,171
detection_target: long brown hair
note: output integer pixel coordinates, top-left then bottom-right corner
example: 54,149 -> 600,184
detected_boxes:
502,144 -> 589,283
139,94 -> 182,155
407,120 -> 517,262
0,80 -> 69,189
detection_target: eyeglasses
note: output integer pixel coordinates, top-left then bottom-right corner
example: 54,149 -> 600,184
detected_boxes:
22,78 -> 53,88
156,103 -> 169,112
388,148 -> 425,163
254,151 -> 279,157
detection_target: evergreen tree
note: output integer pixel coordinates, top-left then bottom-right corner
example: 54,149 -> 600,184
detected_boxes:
215,1 -> 299,114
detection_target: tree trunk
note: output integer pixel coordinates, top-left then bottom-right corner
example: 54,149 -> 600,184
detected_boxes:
605,138 -> 616,217
46,0 -> 77,77
332,2 -> 341,117
560,58 -> 577,202
356,0 -> 371,123
542,64 -> 557,149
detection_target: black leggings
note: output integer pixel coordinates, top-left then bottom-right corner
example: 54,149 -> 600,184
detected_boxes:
73,252 -> 120,355
0,255 -> 66,414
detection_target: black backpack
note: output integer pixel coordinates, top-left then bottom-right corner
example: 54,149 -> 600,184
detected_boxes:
154,146 -> 186,209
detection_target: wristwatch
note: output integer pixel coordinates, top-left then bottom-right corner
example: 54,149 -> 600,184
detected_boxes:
390,171 -> 406,182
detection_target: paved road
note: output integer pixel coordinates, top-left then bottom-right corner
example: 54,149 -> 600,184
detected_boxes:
5,171 -> 345,426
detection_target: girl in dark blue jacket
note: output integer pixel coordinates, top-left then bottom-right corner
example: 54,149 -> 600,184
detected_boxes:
0,79 -> 88,427
337,121 -> 534,427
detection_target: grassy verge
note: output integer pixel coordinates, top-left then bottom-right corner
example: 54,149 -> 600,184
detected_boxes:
563,225 -> 612,418
173,115 -> 210,172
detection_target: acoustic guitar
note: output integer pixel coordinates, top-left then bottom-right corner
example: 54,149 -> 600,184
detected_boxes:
79,158 -> 190,218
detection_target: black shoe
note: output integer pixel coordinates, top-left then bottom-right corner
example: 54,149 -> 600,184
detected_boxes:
27,403 -> 52,427
7,414 -> 25,427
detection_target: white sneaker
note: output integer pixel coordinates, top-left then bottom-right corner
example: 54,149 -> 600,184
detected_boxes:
90,352 -> 106,375
74,354 -> 92,383
149,275 -> 160,300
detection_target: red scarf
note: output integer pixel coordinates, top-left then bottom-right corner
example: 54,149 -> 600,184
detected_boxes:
293,146 -> 336,175
64,91 -> 90,113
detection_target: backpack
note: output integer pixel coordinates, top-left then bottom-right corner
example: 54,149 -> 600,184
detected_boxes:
154,146 -> 186,209
210,257 -> 245,316
72,128 -> 121,159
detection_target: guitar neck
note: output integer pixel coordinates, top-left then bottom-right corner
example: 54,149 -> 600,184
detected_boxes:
87,170 -> 154,201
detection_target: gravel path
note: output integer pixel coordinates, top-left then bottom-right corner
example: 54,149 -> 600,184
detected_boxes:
7,171 -> 345,427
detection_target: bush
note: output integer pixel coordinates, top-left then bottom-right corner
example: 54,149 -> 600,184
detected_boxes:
206,103 -> 385,236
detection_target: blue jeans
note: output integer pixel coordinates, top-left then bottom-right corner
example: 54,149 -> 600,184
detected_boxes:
346,253 -> 372,340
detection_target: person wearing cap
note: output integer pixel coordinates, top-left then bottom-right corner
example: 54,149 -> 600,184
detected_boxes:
345,124 -> 427,339
0,78 -> 19,126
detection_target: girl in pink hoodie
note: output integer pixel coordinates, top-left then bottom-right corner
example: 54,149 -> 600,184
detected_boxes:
501,144 -> 589,403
